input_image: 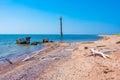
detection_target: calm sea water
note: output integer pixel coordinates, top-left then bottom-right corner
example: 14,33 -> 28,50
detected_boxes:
0,34 -> 101,63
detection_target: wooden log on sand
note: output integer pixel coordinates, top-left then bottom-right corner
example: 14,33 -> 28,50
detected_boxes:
5,58 -> 13,64
90,48 -> 110,59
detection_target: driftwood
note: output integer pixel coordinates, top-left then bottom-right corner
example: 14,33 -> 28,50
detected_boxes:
22,47 -> 49,61
90,48 -> 110,59
22,51 -> 40,61
5,58 -> 13,64
22,56 -> 34,61
96,45 -> 106,47
0,57 -> 13,64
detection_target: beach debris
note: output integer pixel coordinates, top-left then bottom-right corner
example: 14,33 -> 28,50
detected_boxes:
16,37 -> 31,44
22,56 -> 34,61
23,45 -> 59,61
84,47 -> 88,49
101,48 -> 117,53
90,48 -> 110,59
103,68 -> 114,74
22,52 -> 39,61
5,58 -> 13,64
116,41 -> 120,44
22,48 -> 47,61
0,57 -> 13,64
96,45 -> 106,47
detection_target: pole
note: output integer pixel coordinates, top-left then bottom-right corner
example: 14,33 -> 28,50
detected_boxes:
60,16 -> 63,41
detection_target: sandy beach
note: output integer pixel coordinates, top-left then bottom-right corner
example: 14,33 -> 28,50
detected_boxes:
0,35 -> 120,80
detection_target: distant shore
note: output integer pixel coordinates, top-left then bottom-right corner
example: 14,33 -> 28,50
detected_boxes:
0,35 -> 120,80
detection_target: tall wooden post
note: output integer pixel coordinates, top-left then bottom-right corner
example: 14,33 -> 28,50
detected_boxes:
60,16 -> 63,41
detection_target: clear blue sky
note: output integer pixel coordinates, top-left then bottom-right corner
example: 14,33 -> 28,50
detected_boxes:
0,0 -> 120,34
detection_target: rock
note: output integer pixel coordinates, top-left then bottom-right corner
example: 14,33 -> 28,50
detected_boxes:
43,38 -> 49,43
31,42 -> 43,45
31,38 -> 52,45
16,37 -> 31,44
31,42 -> 38,45
116,41 -> 120,44
103,68 -> 114,74
84,47 -> 88,49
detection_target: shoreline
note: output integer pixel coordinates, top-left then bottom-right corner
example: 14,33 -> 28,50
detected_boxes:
0,35 -> 103,78
39,34 -> 120,80
0,42 -> 56,65
0,42 -> 71,80
0,45 -> 44,66
0,42 -> 67,73
0,34 -> 102,66
1,35 -> 120,80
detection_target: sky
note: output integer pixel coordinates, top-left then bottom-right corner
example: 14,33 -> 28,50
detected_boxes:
0,0 -> 120,34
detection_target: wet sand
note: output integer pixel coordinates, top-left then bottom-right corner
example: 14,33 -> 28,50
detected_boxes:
0,35 -> 120,80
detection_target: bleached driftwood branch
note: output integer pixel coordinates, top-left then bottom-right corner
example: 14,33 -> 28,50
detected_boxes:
90,48 -> 110,59
22,46 -> 52,61
22,50 -> 42,61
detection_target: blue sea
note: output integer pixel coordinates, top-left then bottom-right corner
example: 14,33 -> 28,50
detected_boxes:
0,34 -> 101,64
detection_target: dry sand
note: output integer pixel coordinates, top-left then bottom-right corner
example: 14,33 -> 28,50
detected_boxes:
0,35 -> 120,80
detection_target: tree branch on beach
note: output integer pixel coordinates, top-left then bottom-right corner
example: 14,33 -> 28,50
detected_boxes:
90,48 -> 111,59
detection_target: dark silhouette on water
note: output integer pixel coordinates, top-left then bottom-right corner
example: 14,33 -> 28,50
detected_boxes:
16,37 -> 31,44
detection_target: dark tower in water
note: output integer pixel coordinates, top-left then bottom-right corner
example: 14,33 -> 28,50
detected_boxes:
60,16 -> 63,40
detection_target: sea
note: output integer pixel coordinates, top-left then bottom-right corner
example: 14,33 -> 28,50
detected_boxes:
0,34 -> 101,64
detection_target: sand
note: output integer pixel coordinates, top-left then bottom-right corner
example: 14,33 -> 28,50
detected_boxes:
0,35 -> 120,80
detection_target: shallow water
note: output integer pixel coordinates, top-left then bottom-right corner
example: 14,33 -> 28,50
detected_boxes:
0,34 -> 101,63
